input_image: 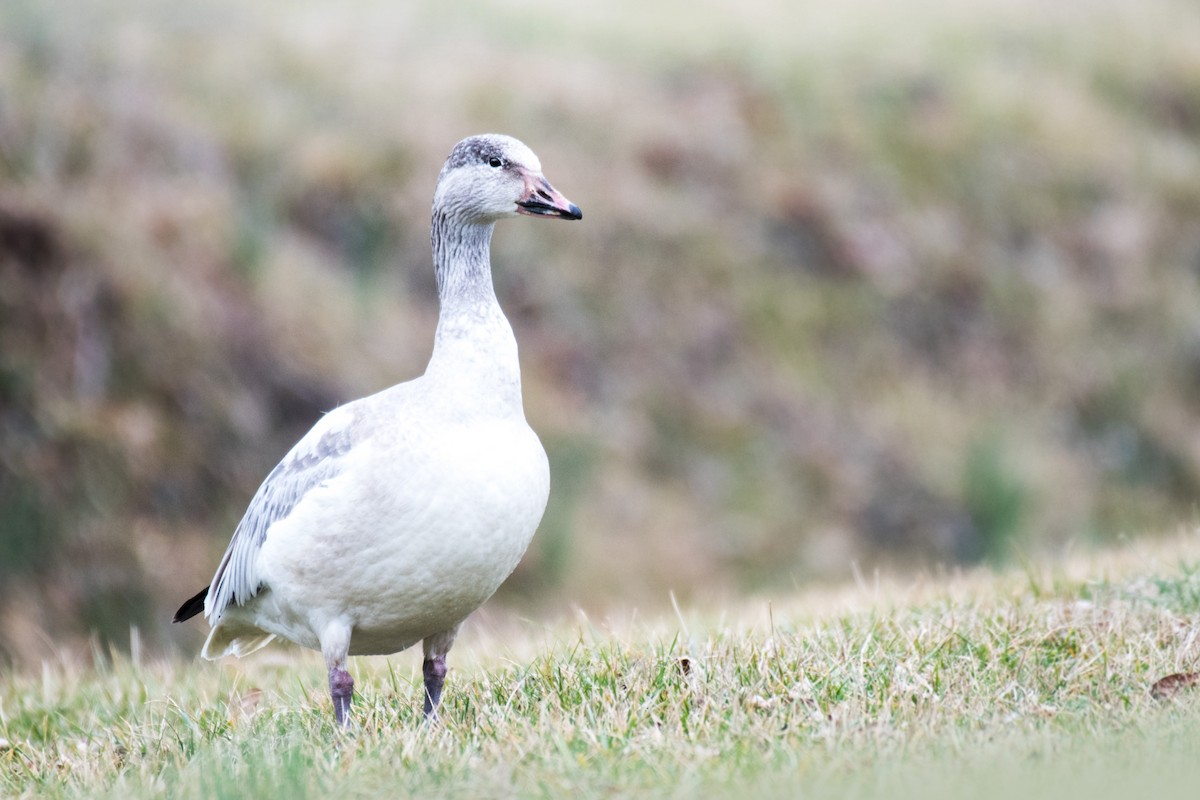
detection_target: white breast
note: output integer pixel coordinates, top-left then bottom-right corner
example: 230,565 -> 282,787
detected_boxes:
247,407 -> 548,655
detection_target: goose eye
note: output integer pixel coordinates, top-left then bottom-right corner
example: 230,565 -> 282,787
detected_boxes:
488,157 -> 504,168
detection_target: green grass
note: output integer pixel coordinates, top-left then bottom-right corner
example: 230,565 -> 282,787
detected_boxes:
4,537 -> 1200,798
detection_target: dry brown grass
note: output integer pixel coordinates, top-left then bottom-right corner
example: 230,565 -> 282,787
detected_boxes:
3,532 -> 1200,798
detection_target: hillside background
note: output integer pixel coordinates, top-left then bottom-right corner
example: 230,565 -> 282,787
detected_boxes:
2,0 -> 1199,664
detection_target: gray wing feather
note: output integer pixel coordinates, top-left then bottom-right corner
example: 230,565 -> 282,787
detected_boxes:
205,409 -> 358,620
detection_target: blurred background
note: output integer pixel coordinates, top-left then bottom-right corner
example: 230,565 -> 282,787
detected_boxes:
2,0 -> 1200,665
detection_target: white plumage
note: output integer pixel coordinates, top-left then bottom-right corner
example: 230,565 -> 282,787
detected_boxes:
174,134 -> 581,724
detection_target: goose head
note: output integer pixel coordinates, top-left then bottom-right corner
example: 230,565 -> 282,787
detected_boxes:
433,134 -> 582,223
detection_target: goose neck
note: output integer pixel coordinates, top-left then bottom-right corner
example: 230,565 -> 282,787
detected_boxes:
431,210 -> 497,310
426,210 -> 522,410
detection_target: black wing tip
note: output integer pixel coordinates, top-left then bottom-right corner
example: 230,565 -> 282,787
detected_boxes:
173,586 -> 209,623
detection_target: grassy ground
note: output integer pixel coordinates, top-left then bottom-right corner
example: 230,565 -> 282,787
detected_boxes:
3,534 -> 1200,798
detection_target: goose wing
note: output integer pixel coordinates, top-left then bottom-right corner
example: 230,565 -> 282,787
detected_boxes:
204,405 -> 360,621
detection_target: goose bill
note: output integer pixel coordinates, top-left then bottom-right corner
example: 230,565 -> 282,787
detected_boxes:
517,175 -> 582,220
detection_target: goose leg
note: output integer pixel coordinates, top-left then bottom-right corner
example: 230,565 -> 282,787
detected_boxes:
330,666 -> 354,726
320,619 -> 354,727
422,627 -> 459,719
422,655 -> 446,717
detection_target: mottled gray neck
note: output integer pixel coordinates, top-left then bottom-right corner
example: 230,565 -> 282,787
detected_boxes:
431,208 -> 497,310
426,208 -> 523,414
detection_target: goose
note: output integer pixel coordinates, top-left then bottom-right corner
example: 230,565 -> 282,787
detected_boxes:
173,134 -> 581,726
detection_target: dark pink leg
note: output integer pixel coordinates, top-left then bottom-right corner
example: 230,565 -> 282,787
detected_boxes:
422,655 -> 447,718
329,666 -> 354,726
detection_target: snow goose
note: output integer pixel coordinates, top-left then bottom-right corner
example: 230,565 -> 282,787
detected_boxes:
173,134 -> 581,726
